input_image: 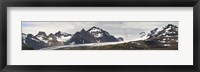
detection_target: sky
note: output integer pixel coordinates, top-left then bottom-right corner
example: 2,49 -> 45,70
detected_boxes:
22,21 -> 178,40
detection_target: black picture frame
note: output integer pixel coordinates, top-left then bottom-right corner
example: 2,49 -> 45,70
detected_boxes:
0,0 -> 200,72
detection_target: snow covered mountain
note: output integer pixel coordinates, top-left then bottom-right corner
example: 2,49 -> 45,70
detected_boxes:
88,26 -> 106,38
22,33 -> 48,49
88,26 -> 120,42
35,31 -> 48,43
139,24 -> 178,48
22,26 -> 122,49
54,31 -> 72,42
22,31 -> 72,49
148,24 -> 178,40
67,26 -> 120,44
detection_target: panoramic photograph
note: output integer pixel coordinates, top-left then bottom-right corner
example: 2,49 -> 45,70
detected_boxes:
22,21 -> 178,50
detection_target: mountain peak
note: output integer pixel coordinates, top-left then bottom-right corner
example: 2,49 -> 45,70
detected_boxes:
48,33 -> 54,37
68,26 -> 119,44
37,31 -> 46,34
165,24 -> 178,30
146,24 -> 178,40
87,26 -> 104,38
39,31 -> 44,32
145,24 -> 178,48
167,24 -> 176,27
138,24 -> 178,41
57,31 -> 61,33
87,26 -> 102,31
36,31 -> 47,37
22,33 -> 26,35
54,31 -> 62,37
27,34 -> 34,38
81,28 -> 86,32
